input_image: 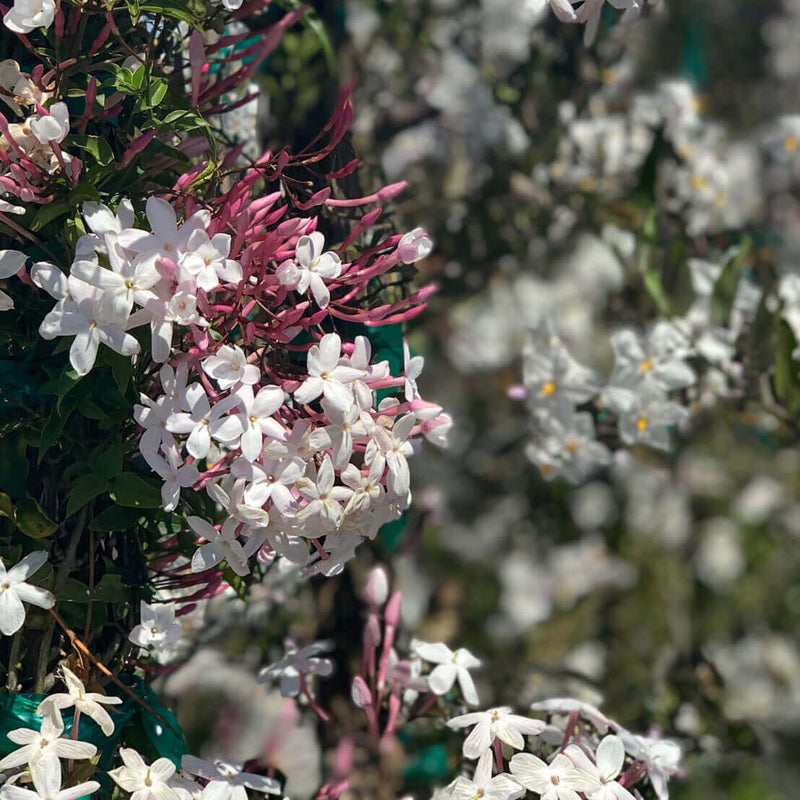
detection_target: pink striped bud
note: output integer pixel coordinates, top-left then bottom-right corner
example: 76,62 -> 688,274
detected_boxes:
351,676 -> 372,709
363,566 -> 389,607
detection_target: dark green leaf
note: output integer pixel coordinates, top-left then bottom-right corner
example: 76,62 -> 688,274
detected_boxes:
110,473 -> 161,508
89,504 -> 141,532
66,474 -> 108,517
16,497 -> 58,539
0,432 -> 28,498
711,239 -> 751,327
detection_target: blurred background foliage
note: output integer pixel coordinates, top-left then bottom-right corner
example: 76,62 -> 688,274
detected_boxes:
163,2 -> 800,798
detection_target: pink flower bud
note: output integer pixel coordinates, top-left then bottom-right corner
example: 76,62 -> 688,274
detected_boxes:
397,228 -> 433,264
351,676 -> 372,709
363,566 -> 389,606
384,590 -> 402,629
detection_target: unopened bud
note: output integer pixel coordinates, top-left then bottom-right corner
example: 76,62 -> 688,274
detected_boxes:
397,228 -> 433,264
351,676 -> 372,709
364,566 -> 389,606
384,590 -> 402,629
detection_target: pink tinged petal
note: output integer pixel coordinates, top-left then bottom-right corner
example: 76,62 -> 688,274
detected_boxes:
446,711 -> 487,730
217,258 -> 242,284
0,745 -> 34,770
456,666 -> 480,705
13,583 -> 55,610
150,783 -> 181,800
277,260 -> 301,288
509,753 -> 549,791
151,319 -> 173,362
415,642 -> 453,663
8,550 -> 49,582
0,249 -> 27,279
202,782 -> 232,800
53,739 -> 97,760
120,747 -> 148,770
494,720 -> 525,751
321,380 -> 354,412
0,589 -> 27,635
318,333 -> 342,371
240,425 -> 262,461
97,326 -> 140,357
462,720 -> 493,759
596,736 -> 625,781
186,424 -> 211,459
56,782 -> 102,800
507,714 -> 547,736
427,663 -> 458,695
210,415 -> 246,444
294,376 -> 324,405
309,274 -> 330,308
488,775 -> 526,800
109,767 -> 143,792
1,787 -> 40,799
70,328 -> 100,376
192,542 -> 224,573
149,758 -> 178,782
85,703 -> 115,736
147,197 -> 178,240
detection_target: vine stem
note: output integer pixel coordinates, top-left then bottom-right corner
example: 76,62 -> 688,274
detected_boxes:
5,630 -> 23,692
34,507 -> 88,694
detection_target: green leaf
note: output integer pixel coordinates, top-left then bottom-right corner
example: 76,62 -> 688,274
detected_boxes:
89,504 -> 141,531
0,492 -> 14,520
711,238 -> 752,327
107,352 -> 133,395
31,201 -> 71,232
74,135 -> 115,166
95,445 -> 125,479
644,268 -> 671,315
774,320 -> 800,413
66,474 -> 108,517
16,497 -> 58,539
38,406 -> 72,463
59,573 -> 127,603
148,79 -> 168,108
109,474 -> 161,508
0,432 -> 29,498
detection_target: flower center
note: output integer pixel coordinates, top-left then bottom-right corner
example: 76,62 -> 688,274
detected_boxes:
637,416 -> 649,432
550,775 -> 561,786
541,381 -> 557,397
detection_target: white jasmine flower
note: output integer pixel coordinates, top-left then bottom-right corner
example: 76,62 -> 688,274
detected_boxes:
0,704 -> 97,774
447,750 -> 524,800
3,0 -> 56,34
0,551 -> 56,636
181,756 -> 281,799
188,516 -> 250,577
414,642 -> 481,705
617,732 -> 681,800
0,249 -> 27,312
108,748 -> 179,800
447,707 -> 547,759
293,333 -> 364,411
565,736 -> 636,800
257,640 -> 334,697
0,767 -> 100,800
229,384 -> 286,461
509,752 -> 600,800
142,444 -> 200,512
29,102 -> 69,145
38,666 -> 122,737
608,324 -> 695,393
277,231 -> 342,309
201,344 -> 259,390
129,601 -> 184,650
